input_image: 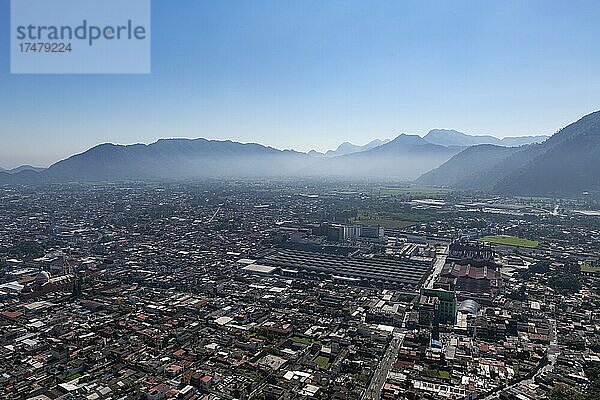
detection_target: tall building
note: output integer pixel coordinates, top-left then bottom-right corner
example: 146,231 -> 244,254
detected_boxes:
420,288 -> 457,324
320,223 -> 384,242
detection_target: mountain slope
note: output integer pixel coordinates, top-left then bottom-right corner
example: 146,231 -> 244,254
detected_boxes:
500,136 -> 549,147
418,111 -> 600,195
494,112 -> 600,195
416,145 -> 520,188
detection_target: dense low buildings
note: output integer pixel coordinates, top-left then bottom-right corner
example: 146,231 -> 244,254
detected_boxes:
0,182 -> 598,399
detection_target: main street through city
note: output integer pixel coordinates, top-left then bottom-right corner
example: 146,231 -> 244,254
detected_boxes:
425,245 -> 448,289
362,330 -> 405,400
363,246 -> 448,399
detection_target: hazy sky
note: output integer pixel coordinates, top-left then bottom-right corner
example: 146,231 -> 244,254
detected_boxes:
1,0 -> 600,168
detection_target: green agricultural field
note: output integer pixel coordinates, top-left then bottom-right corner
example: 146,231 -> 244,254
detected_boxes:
350,209 -> 434,229
380,186 -> 451,197
479,235 -> 539,248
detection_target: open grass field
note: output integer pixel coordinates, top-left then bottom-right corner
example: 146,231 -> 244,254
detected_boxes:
291,336 -> 320,345
423,368 -> 451,380
580,262 -> 600,273
479,235 -> 539,248
315,356 -> 331,370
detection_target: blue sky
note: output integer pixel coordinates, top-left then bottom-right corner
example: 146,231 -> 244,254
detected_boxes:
1,0 -> 600,167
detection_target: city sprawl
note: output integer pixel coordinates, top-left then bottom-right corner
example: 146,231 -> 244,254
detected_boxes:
0,181 -> 599,400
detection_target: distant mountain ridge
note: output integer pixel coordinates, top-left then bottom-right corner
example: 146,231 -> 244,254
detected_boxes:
323,139 -> 391,157
1,113 -> 596,196
43,139 -> 311,181
423,129 -> 548,147
0,135 -> 459,183
303,134 -> 463,180
418,111 -> 600,195
0,165 -> 46,174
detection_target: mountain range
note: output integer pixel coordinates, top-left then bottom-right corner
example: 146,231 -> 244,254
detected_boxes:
0,135 -> 458,183
310,139 -> 392,157
309,132 -> 545,157
0,165 -> 46,174
0,113 -> 597,195
418,111 -> 600,195
423,129 -> 549,147
304,134 -> 463,180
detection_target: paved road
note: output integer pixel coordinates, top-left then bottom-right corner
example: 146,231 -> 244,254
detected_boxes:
362,331 -> 405,400
208,207 -> 221,223
424,246 -> 448,289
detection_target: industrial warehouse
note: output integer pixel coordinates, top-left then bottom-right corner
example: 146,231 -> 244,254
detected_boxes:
240,248 -> 434,291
